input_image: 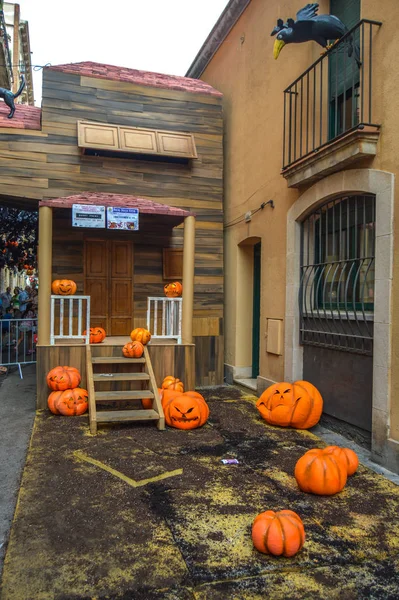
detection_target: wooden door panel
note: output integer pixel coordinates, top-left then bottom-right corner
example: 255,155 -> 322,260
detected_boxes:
111,280 -> 132,315
86,279 -> 108,317
110,318 -> 133,336
111,241 -> 132,277
85,241 -> 108,276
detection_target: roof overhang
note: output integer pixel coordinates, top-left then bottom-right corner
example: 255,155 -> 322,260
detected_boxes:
186,0 -> 252,78
39,193 -> 195,228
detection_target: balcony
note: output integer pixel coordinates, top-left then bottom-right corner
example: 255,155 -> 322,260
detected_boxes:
282,20 -> 382,188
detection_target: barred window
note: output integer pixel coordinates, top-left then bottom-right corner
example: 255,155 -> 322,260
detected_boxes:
299,195 -> 375,354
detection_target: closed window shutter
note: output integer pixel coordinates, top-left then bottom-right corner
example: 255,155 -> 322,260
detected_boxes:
329,0 -> 361,100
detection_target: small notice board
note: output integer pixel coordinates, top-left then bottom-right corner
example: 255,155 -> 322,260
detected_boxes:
72,204 -> 105,228
107,207 -> 139,231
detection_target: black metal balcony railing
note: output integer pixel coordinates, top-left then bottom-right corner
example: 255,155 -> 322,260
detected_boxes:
282,20 -> 382,170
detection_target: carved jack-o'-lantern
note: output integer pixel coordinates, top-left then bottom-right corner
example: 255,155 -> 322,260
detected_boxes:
256,380 -> 323,429
55,387 -> 89,416
83,327 -> 106,344
164,282 -> 182,297
163,391 -> 209,430
122,341 -> 144,358
46,366 -> 81,391
51,279 -> 77,295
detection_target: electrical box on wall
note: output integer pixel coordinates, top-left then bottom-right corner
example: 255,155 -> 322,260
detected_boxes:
266,319 -> 283,355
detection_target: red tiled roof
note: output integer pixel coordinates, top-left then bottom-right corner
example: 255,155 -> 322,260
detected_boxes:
46,61 -> 223,98
39,193 -> 195,220
0,102 -> 42,130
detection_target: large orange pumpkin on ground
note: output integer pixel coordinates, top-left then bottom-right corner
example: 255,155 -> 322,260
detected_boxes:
163,391 -> 209,430
164,281 -> 183,297
256,380 -> 323,429
161,376 -> 184,392
122,341 -> 144,358
130,328 -> 151,345
51,279 -> 77,295
46,366 -> 81,391
252,510 -> 305,557
54,387 -> 89,416
324,446 -> 359,476
161,388 -> 182,408
294,447 -> 348,495
83,327 -> 106,343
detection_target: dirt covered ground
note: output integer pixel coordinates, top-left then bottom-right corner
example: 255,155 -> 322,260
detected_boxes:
1,387 -> 398,600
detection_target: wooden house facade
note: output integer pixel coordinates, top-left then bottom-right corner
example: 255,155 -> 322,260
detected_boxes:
0,62 -> 224,408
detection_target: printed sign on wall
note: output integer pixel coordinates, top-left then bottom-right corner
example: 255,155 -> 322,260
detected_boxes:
72,204 -> 105,228
107,207 -> 139,231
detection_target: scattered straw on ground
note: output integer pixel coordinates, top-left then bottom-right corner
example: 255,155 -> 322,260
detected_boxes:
1,388 -> 398,600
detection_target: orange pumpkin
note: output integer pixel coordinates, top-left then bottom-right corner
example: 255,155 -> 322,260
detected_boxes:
161,388 -> 182,408
83,327 -> 106,344
164,281 -> 183,297
47,390 -> 63,415
46,366 -> 81,391
141,397 -> 153,409
252,510 -> 305,557
55,387 -> 89,416
256,380 -> 323,429
163,391 -> 209,429
122,341 -> 144,358
130,327 -> 151,345
294,447 -> 348,495
51,279 -> 77,295
161,376 -> 184,392
324,446 -> 359,476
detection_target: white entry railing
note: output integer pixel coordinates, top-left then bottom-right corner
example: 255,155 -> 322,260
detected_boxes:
147,297 -> 182,344
50,295 -> 90,345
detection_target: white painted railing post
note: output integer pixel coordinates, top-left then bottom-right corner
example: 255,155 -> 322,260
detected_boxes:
147,297 -> 182,343
50,295 -> 91,345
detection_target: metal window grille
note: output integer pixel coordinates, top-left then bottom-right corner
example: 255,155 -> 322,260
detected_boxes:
299,194 -> 375,355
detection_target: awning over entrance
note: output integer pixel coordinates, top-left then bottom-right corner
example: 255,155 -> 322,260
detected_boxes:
39,193 -> 195,227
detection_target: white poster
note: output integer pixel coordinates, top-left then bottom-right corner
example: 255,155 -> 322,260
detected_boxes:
107,207 -> 139,231
72,204 -> 105,228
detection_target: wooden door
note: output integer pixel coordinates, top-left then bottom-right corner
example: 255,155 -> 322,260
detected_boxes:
84,239 -> 134,335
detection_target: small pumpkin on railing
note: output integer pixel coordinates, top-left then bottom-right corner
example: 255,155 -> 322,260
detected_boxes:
51,279 -> 77,296
164,281 -> 182,297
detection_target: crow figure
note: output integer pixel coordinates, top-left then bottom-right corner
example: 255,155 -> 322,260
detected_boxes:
271,2 -> 360,66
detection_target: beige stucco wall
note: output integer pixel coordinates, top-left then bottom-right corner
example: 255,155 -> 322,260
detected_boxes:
200,0 -> 399,468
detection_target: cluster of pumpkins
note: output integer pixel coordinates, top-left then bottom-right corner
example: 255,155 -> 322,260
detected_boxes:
46,366 -> 89,416
142,375 -> 210,430
251,379 -> 359,557
51,279 -> 183,298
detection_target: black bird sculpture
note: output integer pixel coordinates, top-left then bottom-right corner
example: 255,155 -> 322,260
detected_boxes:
271,2 -> 360,66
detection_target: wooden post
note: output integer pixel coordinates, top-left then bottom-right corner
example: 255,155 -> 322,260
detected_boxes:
38,206 -> 53,345
12,4 -> 20,94
181,215 -> 195,344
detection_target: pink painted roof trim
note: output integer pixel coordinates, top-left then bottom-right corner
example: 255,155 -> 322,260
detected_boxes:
46,61 -> 223,97
39,193 -> 195,218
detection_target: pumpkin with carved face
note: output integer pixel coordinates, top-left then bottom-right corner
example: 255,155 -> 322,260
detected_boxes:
163,391 -> 209,430
51,279 -> 77,295
256,380 -> 323,429
164,282 -> 182,297
83,327 -> 106,344
122,341 -> 144,358
54,387 -> 89,416
46,365 -> 81,391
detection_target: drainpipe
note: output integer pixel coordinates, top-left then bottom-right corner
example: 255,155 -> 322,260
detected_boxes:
37,206 -> 53,345
181,215 -> 195,344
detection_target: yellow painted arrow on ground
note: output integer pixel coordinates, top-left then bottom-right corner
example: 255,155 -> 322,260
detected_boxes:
73,450 -> 183,488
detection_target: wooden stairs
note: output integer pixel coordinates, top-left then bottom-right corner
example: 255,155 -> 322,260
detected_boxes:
86,344 -> 165,435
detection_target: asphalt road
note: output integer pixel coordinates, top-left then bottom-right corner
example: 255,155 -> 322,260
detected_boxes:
0,364 -> 36,579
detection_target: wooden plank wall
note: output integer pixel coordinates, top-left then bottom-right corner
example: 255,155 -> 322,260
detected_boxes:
0,67 -> 224,385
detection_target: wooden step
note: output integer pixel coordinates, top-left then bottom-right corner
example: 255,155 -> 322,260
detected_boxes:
95,390 -> 154,402
93,372 -> 150,382
92,357 -> 146,364
96,409 -> 160,422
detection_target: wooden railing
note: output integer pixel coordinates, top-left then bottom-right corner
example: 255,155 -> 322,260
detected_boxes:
50,295 -> 90,345
146,297 -> 182,344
